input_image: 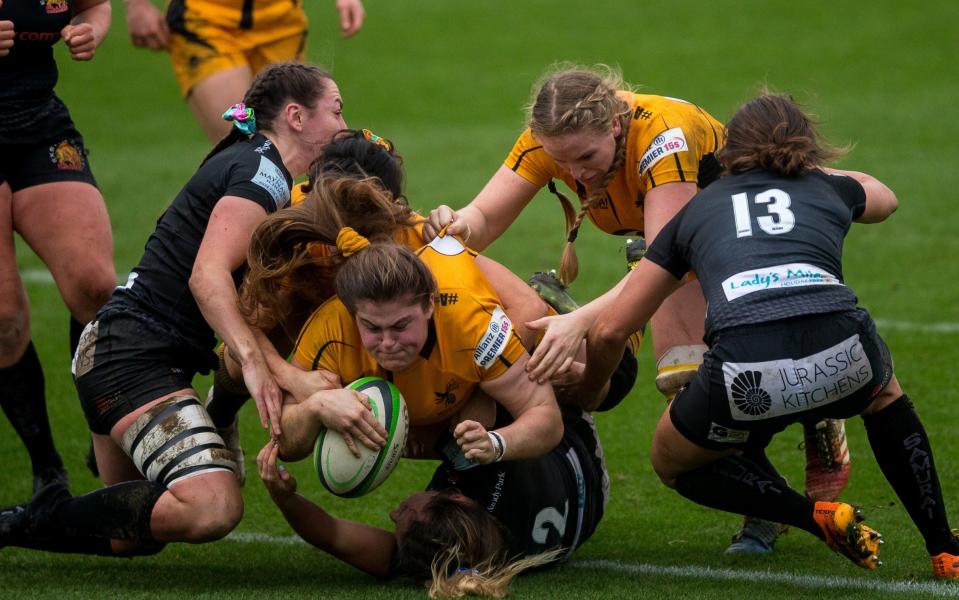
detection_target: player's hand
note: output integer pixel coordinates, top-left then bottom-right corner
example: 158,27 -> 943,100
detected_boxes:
61,23 -> 98,61
550,360 -> 585,387
0,10 -> 15,58
241,356 -> 283,436
336,0 -> 364,38
313,388 -> 387,456
257,439 -> 297,500
423,205 -> 470,242
525,311 -> 589,383
125,0 -> 170,51
453,419 -> 496,464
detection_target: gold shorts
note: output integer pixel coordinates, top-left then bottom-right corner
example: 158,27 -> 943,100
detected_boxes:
167,0 -> 308,97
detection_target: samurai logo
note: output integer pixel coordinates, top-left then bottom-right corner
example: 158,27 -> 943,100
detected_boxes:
730,371 -> 772,416
49,140 -> 85,171
43,0 -> 69,14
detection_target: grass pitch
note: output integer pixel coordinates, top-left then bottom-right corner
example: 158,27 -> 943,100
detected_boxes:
3,1 -> 959,598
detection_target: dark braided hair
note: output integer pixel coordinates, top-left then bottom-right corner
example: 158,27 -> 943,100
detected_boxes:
201,63 -> 334,165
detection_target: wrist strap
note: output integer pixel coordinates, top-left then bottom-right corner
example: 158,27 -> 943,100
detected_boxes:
488,430 -> 507,462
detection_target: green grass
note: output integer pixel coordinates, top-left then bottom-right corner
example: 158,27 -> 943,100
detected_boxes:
3,0 -> 959,597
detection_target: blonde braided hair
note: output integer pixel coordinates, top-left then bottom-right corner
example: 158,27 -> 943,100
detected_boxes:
528,64 -> 633,285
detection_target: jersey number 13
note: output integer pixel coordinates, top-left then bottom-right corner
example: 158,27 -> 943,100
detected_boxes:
731,188 -> 795,237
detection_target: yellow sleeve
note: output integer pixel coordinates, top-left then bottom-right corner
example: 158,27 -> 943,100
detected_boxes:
292,299 -> 348,372
290,181 -> 309,206
469,303 -> 527,382
636,104 -> 723,190
503,129 -> 558,188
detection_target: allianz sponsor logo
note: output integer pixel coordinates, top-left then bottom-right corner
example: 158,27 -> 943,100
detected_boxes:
722,263 -> 841,302
474,307 -> 512,368
639,127 -> 688,174
722,334 -> 872,421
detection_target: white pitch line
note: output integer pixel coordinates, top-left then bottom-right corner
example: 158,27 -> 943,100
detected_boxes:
225,532 -> 957,597
571,559 -> 959,597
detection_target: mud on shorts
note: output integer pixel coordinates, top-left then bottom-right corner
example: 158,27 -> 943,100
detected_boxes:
0,126 -> 97,192
73,307 -> 217,435
167,0 -> 308,97
670,309 -> 893,452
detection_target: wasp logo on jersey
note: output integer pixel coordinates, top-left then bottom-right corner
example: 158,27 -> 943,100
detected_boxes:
434,379 -> 459,407
639,128 -> 688,174
474,307 -> 512,369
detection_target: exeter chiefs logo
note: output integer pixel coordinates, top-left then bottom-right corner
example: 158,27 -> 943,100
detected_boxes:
49,140 -> 85,171
43,0 -> 69,14
730,371 -> 772,416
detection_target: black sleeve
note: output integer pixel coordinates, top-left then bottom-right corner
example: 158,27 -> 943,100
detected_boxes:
222,154 -> 291,214
643,204 -> 692,280
823,172 -> 867,220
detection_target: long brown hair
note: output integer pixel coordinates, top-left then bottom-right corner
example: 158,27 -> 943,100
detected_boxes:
528,64 -> 632,285
240,176 -> 418,327
718,92 -> 846,177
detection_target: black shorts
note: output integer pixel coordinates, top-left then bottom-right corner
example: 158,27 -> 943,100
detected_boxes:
670,309 -> 893,451
0,126 -> 97,192
73,307 -> 217,435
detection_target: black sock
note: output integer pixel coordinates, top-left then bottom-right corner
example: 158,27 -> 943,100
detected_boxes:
674,455 -> 821,538
863,395 -> 959,555
69,317 -> 85,359
5,480 -> 167,556
0,342 -> 62,474
206,352 -> 249,429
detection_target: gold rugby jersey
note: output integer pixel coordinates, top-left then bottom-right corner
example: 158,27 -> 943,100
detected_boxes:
293,235 -> 527,426
506,92 -> 724,237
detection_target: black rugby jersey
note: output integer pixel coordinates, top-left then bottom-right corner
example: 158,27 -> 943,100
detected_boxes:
109,134 -> 292,352
427,411 -> 605,560
0,0 -> 76,142
646,169 -> 866,341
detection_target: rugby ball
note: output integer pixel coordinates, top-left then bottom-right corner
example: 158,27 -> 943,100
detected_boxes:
314,377 -> 409,497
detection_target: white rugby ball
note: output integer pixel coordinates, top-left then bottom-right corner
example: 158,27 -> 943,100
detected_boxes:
314,377 -> 409,498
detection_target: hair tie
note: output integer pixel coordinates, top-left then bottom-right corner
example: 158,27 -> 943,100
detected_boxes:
361,128 -> 394,151
222,103 -> 257,135
336,227 -> 371,257
454,566 -> 481,577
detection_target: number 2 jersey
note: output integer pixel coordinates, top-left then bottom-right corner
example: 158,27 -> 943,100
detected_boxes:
506,92 -> 724,236
293,235 -> 528,426
427,408 -> 608,560
644,169 -> 867,341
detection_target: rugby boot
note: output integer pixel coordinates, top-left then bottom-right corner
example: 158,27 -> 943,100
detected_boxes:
813,501 -> 882,569
625,237 -> 647,272
32,467 -> 69,498
804,418 -> 851,502
725,516 -> 787,555
931,552 -> 959,580
528,270 -> 579,315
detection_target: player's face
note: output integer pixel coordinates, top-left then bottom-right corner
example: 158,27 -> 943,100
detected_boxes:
389,490 -> 473,538
355,295 -> 434,372
301,80 -> 347,149
538,118 -> 622,189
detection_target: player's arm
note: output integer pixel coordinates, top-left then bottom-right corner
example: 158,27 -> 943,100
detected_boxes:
424,166 -> 540,249
64,0 -> 111,61
823,167 -> 898,224
474,255 -> 550,349
0,1 -> 14,58
581,259 -> 683,403
258,440 -> 395,578
122,0 -> 170,51
458,353 -> 562,464
192,196 -> 283,434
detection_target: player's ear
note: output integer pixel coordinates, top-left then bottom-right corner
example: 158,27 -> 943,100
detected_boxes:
284,102 -> 305,132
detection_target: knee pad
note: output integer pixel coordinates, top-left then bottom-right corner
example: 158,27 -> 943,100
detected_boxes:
655,345 -> 707,402
121,396 -> 237,487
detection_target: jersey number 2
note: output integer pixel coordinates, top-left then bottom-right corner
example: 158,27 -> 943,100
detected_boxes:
532,500 -> 568,544
731,188 -> 795,237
